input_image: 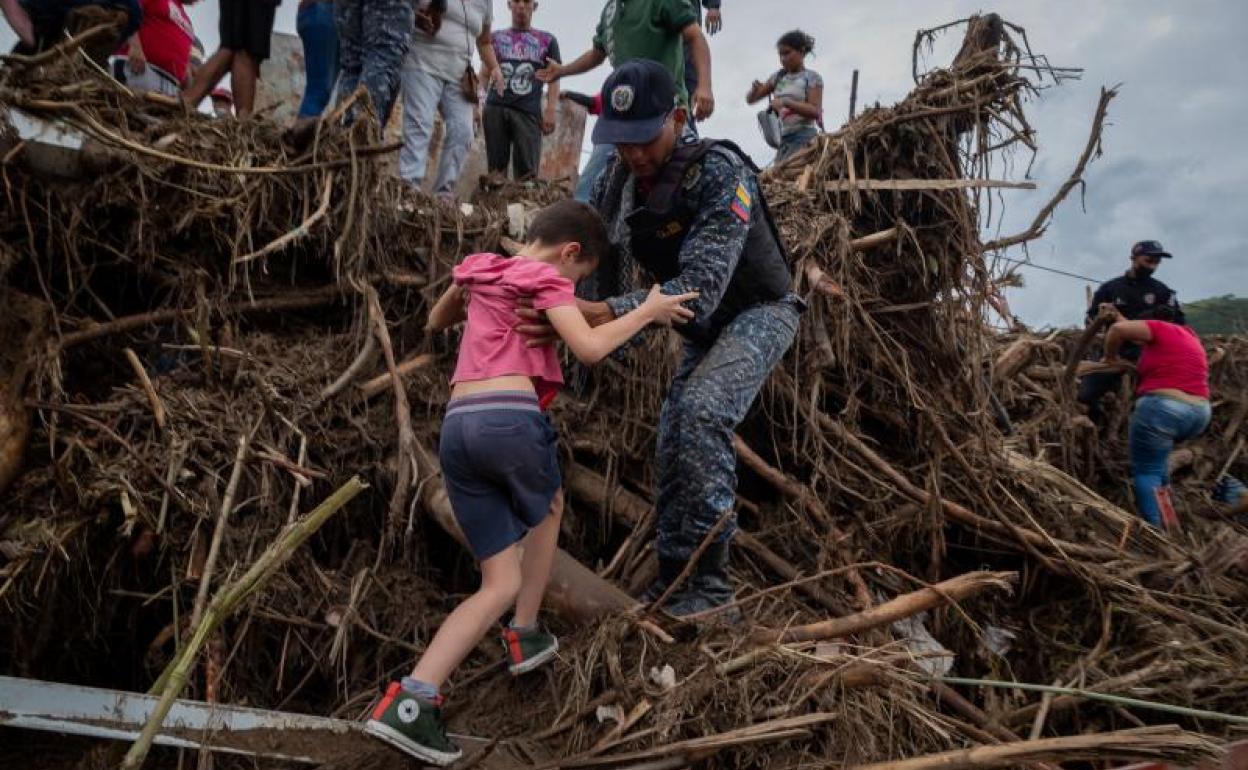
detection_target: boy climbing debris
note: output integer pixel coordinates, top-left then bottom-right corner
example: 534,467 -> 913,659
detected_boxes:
364,199 -> 696,765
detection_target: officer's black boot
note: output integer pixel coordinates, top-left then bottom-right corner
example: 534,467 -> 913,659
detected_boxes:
662,541 -> 741,624
640,557 -> 685,604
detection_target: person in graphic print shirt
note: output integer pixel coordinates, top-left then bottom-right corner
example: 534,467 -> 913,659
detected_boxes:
114,0 -> 197,96
483,0 -> 561,180
361,200 -> 696,765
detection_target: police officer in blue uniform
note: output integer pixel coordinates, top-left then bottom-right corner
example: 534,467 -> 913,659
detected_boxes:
577,60 -> 803,618
1079,240 -> 1185,420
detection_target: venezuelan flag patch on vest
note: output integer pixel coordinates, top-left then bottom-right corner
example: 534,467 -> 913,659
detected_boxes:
730,183 -> 751,222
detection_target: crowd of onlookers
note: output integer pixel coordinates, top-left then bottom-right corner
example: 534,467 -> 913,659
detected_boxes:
3,0 -> 830,198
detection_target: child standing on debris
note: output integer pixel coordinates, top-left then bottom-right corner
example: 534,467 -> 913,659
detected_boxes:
364,199 -> 696,765
746,30 -> 824,164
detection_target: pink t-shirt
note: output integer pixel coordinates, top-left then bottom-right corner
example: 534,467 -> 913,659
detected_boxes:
450,253 -> 576,403
1136,320 -> 1209,399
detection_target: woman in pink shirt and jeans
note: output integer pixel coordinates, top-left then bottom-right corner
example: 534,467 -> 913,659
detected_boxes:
363,200 -> 696,765
1104,305 -> 1210,531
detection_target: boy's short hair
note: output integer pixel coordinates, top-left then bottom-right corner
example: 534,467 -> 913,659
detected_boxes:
1139,305 -> 1180,324
528,199 -> 611,264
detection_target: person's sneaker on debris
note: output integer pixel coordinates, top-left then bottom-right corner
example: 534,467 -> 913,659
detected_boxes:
501,624 -> 559,675
363,680 -> 462,766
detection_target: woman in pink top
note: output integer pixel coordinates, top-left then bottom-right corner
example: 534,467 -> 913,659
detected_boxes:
1104,305 -> 1210,531
363,200 -> 695,764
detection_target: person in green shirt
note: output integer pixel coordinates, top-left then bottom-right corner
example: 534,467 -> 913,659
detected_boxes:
537,0 -> 713,118
538,0 -> 714,202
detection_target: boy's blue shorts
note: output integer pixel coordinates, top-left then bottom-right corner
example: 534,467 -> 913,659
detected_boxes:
439,391 -> 561,560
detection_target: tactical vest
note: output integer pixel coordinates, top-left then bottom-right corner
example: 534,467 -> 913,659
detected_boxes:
602,140 -> 792,339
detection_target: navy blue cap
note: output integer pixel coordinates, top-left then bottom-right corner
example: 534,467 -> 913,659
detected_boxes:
1131,240 -> 1172,259
592,60 -> 679,145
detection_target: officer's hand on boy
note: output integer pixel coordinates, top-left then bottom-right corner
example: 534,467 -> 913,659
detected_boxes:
641,286 -> 699,326
516,298 -> 558,347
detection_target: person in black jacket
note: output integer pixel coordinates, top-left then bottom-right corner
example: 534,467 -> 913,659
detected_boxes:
1078,239 -> 1185,419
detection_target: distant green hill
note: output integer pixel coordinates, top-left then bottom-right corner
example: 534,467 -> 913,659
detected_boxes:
1184,295 -> 1248,335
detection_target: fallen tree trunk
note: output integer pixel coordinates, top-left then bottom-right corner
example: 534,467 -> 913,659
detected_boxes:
753,571 -> 1015,645
413,445 -> 638,623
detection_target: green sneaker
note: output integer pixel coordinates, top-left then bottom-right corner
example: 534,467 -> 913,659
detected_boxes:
501,626 -> 559,675
363,682 -> 462,766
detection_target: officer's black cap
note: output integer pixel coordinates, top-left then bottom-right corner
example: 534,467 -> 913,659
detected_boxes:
592,60 -> 679,146
1131,240 -> 1172,259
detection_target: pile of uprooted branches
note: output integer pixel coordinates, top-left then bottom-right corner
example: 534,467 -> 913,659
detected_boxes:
1,12 -> 1244,770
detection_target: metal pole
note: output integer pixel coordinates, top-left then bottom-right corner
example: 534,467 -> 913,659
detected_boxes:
849,69 -> 860,120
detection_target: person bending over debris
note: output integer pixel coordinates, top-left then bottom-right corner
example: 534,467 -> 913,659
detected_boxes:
1079,240 -> 1185,421
4,0 -> 141,59
363,200 -> 696,765
1104,305 -> 1210,531
746,29 -> 824,164
182,0 -> 280,119
527,61 -> 803,619
111,0 -> 197,98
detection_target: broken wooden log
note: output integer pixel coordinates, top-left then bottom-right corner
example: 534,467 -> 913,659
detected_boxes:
358,352 -> 435,400
414,446 -> 638,623
752,571 -> 1015,644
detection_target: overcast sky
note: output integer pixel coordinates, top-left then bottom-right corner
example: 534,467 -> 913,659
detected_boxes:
5,1 -> 1245,327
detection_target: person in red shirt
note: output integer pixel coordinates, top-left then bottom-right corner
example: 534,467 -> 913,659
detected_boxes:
182,0 -> 280,119
1104,305 -> 1211,530
113,0 -> 196,96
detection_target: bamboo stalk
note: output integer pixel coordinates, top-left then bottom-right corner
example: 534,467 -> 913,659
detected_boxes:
122,477 -> 367,769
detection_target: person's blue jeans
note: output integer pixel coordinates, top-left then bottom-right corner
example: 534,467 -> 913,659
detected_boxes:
1129,394 -> 1211,527
654,296 -> 803,561
297,1 -> 338,118
575,142 -> 615,202
399,65 -> 474,193
775,126 -> 818,164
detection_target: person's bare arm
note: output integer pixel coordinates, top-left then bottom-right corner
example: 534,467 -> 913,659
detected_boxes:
477,22 -> 504,96
537,47 -> 606,83
1,0 -> 34,47
1104,320 -> 1153,362
704,6 -> 722,35
746,78 -> 775,105
544,287 -> 697,364
427,285 -> 468,331
543,79 -> 560,135
125,34 -> 149,73
775,84 -> 823,120
682,23 -> 714,120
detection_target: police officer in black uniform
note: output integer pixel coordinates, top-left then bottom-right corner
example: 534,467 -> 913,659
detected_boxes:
1079,240 -> 1185,419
